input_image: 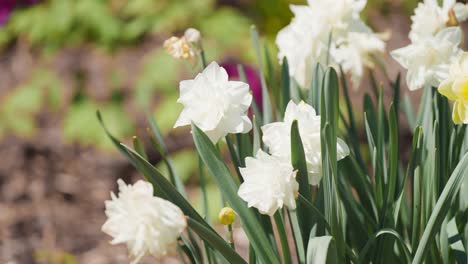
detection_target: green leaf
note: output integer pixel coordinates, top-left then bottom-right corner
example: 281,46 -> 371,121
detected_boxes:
357,228 -> 411,262
274,211 -> 292,264
147,112 -> 186,197
250,25 -> 273,125
298,194 -> 331,233
132,136 -> 148,160
413,153 -> 468,264
280,57 -> 291,115
306,236 -> 338,264
446,217 -> 467,263
320,67 -> 345,259
191,124 -> 280,264
252,115 -> 261,154
384,104 -> 399,219
309,63 -> 323,111
187,218 -> 246,264
402,94 -> 416,132
288,210 -> 306,264
291,120 -> 314,246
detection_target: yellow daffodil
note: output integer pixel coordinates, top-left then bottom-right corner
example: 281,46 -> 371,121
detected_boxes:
438,52 -> 468,124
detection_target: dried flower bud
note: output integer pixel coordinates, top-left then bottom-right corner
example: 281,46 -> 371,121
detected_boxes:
184,28 -> 201,43
163,36 -> 196,60
218,207 -> 236,225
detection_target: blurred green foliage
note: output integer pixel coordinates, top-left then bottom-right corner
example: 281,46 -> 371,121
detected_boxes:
0,0 -> 215,50
0,69 -> 61,137
35,249 -> 76,264
0,0 -> 254,153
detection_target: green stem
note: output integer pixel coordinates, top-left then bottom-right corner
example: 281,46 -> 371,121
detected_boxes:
274,211 -> 292,264
199,43 -> 207,69
227,224 -> 235,249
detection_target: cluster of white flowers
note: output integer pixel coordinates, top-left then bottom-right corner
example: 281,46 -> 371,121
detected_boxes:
391,0 -> 468,124
262,101 -> 350,185
102,179 -> 186,263
276,0 -> 386,88
391,0 -> 468,91
238,101 -> 349,215
171,53 -> 351,215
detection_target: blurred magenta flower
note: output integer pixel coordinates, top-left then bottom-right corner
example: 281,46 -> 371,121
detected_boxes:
221,62 -> 262,111
0,0 -> 39,25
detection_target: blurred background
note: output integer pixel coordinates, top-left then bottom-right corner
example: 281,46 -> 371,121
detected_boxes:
0,0 -> 460,263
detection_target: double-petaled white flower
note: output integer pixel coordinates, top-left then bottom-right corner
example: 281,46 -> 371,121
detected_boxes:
410,0 -> 468,42
102,179 -> 186,264
333,30 -> 386,86
391,27 -> 462,91
276,0 -> 385,88
438,52 -> 468,124
392,0 -> 467,91
238,150 -> 299,216
262,101 -> 349,185
174,61 -> 252,143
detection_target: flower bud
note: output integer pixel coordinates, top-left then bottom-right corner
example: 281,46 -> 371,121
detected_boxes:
218,207 -> 236,225
184,28 -> 201,43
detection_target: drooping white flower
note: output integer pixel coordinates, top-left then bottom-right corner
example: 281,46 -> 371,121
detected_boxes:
238,150 -> 299,216
391,27 -> 462,91
438,52 -> 468,124
262,101 -> 349,185
174,61 -> 252,143
409,0 -> 468,42
276,0 -> 384,88
102,179 -> 186,264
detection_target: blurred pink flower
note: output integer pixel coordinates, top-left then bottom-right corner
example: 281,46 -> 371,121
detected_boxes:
221,62 -> 262,111
0,0 -> 39,26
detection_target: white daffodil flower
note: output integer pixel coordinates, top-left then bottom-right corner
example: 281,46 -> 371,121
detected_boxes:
438,52 -> 468,124
391,27 -> 462,91
102,179 -> 186,264
333,30 -> 386,87
174,61 -> 252,143
262,101 -> 349,185
276,0 -> 384,88
410,0 -> 468,42
238,150 -> 299,216
275,4 -> 330,88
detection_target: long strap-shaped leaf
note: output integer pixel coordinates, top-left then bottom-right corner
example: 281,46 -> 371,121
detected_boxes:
191,124 -> 280,264
306,235 -> 338,264
412,152 -> 468,264
357,228 -> 411,262
291,120 -> 314,246
187,218 -> 246,264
